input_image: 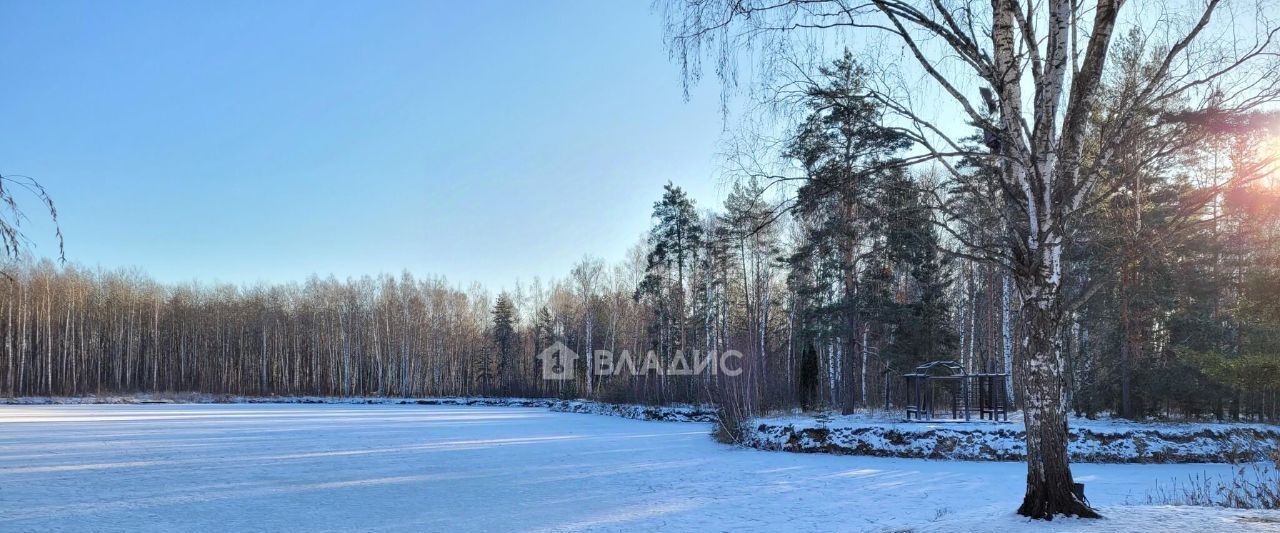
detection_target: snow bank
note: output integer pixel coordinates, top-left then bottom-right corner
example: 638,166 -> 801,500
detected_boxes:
547,399 -> 717,422
745,413 -> 1280,463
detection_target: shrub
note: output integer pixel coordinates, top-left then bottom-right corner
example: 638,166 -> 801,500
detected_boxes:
708,383 -> 754,445
1148,446 -> 1280,509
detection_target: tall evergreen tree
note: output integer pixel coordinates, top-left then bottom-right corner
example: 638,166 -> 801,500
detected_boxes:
876,169 -> 957,370
491,292 -> 517,394
783,50 -> 912,411
642,182 -> 704,359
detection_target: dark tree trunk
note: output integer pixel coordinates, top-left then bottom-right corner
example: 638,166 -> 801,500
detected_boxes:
1016,297 -> 1100,519
1118,267 -> 1133,419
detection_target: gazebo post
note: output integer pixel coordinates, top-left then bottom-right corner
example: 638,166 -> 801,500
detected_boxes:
884,372 -> 890,411
1000,376 -> 1009,422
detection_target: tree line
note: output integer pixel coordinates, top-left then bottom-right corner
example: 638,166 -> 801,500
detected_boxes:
2,78 -> 1277,420
4,46 -> 1280,421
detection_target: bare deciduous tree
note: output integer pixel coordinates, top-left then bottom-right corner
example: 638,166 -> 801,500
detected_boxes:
659,0 -> 1280,518
0,173 -> 63,269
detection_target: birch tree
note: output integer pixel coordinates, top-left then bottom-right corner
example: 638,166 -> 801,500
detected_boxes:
571,256 -> 604,395
660,0 -> 1280,519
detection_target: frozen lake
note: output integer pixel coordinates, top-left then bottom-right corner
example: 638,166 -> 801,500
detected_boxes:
0,403 -> 1276,532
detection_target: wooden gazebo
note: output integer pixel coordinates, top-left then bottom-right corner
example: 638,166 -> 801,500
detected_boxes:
902,360 -> 1008,422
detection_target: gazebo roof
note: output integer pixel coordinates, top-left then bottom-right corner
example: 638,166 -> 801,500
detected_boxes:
903,360 -> 965,377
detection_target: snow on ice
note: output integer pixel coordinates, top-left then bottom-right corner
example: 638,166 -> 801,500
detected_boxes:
0,403 -> 1277,532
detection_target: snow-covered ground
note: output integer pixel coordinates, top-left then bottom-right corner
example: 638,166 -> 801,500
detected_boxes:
0,404 -> 1276,532
748,411 -> 1280,463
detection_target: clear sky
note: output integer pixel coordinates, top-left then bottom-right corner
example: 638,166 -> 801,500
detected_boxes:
0,0 -> 729,291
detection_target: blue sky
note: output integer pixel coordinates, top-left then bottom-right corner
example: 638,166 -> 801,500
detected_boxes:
0,0 -> 729,291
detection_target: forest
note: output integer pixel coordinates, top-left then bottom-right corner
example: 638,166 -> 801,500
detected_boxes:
2,45 -> 1278,422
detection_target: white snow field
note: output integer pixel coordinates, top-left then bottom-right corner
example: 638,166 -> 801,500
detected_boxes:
1,404 -> 1277,532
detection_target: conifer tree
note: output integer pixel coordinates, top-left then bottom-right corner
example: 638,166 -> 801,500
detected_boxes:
491,292 -> 517,394
642,183 -> 704,366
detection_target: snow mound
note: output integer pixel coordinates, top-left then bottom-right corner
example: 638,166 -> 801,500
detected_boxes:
746,413 -> 1280,463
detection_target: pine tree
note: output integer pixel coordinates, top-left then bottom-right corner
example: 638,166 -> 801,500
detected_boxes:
491,292 -> 517,395
642,182 -> 704,381
877,169 -> 957,369
783,50 -> 912,411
